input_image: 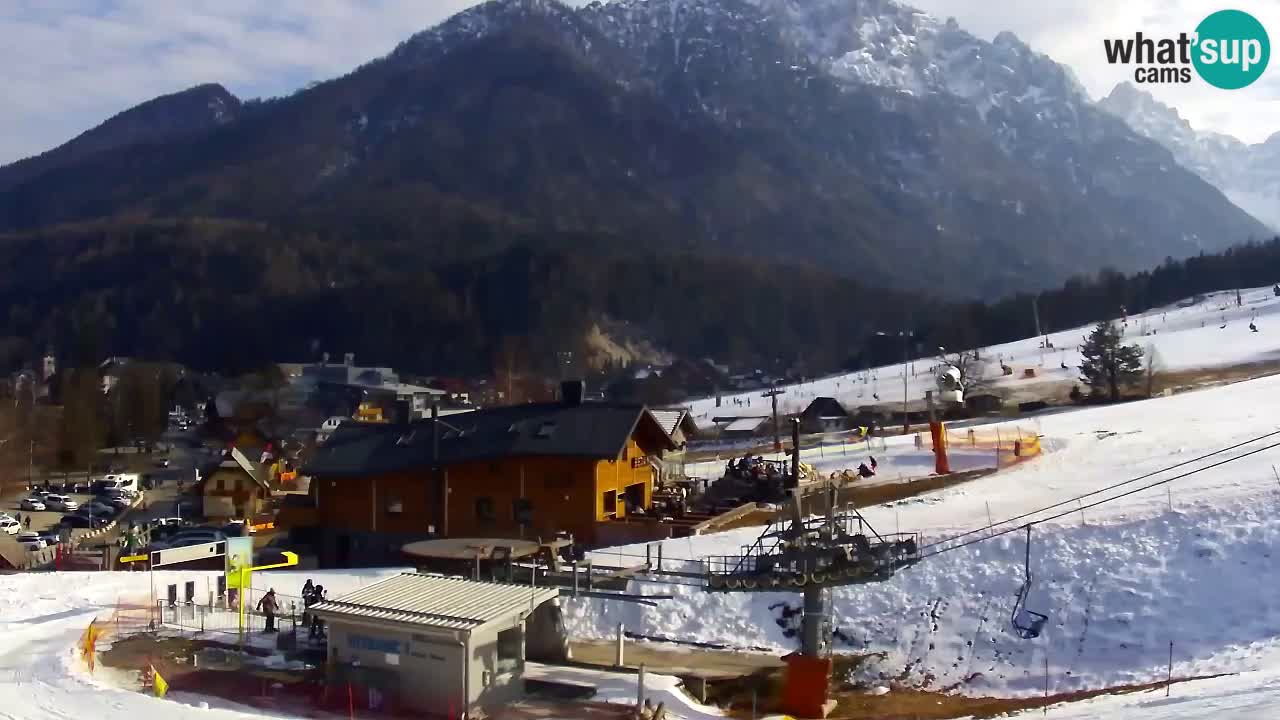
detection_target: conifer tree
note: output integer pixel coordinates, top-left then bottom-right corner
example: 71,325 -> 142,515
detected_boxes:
1078,321 -> 1144,402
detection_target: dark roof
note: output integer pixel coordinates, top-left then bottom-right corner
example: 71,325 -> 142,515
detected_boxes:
303,402 -> 674,478
802,396 -> 847,418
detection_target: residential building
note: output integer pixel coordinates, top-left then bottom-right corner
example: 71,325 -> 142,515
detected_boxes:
800,397 -> 850,434
195,446 -> 271,521
300,381 -> 674,566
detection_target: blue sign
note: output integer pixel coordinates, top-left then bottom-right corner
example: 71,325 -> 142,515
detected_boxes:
349,634 -> 400,654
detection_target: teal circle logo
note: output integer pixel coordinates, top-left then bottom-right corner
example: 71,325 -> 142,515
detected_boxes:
1193,10 -> 1270,89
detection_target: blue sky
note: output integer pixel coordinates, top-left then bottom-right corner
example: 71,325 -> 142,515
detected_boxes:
1,0 -> 1276,165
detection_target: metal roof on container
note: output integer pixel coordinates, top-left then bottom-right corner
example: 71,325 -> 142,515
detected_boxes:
309,573 -> 560,632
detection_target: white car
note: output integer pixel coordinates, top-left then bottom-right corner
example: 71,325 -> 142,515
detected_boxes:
16,531 -> 46,550
19,497 -> 46,511
0,518 -> 20,535
44,494 -> 78,511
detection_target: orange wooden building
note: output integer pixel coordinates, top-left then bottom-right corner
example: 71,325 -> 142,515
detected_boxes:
300,383 -> 674,566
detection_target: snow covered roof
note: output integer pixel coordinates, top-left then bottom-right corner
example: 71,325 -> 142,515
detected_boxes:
649,409 -> 686,436
310,573 -> 559,633
723,416 -> 770,433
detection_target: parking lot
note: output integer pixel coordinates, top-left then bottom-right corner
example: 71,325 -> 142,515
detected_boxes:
1,440 -> 197,553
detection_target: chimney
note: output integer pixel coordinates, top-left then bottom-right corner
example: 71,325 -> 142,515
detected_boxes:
560,380 -> 586,407
344,352 -> 355,367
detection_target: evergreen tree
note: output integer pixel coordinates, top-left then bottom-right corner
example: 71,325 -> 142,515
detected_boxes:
1079,321 -> 1144,402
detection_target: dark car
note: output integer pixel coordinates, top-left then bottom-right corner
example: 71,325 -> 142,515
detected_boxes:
60,514 -> 105,529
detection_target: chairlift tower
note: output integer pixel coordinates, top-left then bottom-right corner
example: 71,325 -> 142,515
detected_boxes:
703,420 -> 922,716
762,386 -> 785,453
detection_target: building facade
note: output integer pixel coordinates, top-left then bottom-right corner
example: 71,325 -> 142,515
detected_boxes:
301,385 -> 674,566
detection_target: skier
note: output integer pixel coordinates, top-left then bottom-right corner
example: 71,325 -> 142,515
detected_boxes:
857,462 -> 875,479
257,589 -> 279,633
869,456 -> 878,472
1251,322 -> 1259,333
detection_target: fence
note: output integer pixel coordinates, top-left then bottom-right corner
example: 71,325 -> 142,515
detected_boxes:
927,424 -> 1043,468
156,587 -> 310,638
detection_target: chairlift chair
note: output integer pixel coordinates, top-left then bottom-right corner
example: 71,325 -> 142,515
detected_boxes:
1011,525 -> 1049,640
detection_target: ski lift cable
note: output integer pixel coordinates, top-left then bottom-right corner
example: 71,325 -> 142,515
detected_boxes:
918,437 -> 1280,561
919,427 -> 1280,554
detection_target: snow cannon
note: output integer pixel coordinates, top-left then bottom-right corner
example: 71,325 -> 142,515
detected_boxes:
936,365 -> 963,404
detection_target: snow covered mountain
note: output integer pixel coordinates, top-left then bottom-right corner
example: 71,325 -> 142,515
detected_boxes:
1099,82 -> 1280,232
0,0 -> 1271,299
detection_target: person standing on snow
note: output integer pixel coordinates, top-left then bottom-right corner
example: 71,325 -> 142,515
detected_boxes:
257,589 -> 279,633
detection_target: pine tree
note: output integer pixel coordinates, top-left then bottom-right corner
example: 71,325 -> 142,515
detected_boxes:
1079,321 -> 1144,402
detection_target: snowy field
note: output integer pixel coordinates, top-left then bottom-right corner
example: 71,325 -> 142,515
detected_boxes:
567,372 -> 1280,711
689,285 -> 1280,423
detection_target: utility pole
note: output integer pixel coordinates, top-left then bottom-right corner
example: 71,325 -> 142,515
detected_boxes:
763,386 -> 785,454
901,330 -> 912,435
432,402 -> 447,537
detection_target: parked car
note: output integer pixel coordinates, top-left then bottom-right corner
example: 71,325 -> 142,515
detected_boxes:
101,495 -> 132,511
19,497 -> 46,512
0,517 -> 20,535
44,495 -> 78,512
77,501 -> 116,518
154,458 -> 171,468
151,529 -> 225,550
16,531 -> 46,550
60,514 -> 104,529
70,481 -> 92,494
37,529 -> 61,546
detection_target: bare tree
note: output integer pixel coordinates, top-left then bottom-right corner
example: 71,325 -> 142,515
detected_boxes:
937,347 -> 992,395
1145,344 -> 1161,398
57,369 -> 104,471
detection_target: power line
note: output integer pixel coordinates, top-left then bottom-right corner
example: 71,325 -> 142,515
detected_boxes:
919,437 -> 1280,560
919,427 -> 1280,554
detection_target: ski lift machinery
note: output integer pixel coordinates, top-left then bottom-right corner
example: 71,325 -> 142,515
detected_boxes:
1010,524 -> 1049,639
701,419 -> 923,716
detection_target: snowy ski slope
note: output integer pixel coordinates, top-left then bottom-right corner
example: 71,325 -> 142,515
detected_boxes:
689,285 -> 1280,423
568,372 -> 1280,707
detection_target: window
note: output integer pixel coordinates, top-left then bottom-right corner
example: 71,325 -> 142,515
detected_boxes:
602,490 -> 617,518
513,498 -> 532,525
475,497 -> 495,523
496,627 -> 522,674
624,483 -> 645,512
385,499 -> 403,514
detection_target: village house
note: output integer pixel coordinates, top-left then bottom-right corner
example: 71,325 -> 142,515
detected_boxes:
800,396 -> 850,434
299,382 -> 675,566
195,446 -> 272,522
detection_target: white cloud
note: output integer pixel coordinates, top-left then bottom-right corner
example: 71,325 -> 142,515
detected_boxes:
907,0 -> 1280,144
0,0 -> 485,164
1,0 -> 1276,166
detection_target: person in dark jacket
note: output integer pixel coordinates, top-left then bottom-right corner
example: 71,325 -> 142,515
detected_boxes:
309,586 -> 327,640
257,589 -> 279,633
